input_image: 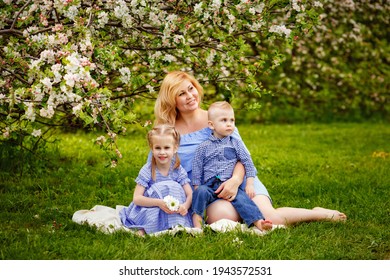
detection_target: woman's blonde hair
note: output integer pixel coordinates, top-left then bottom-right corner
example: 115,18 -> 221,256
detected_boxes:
147,124 -> 181,180
154,71 -> 203,125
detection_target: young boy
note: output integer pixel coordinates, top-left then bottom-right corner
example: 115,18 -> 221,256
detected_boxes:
191,101 -> 272,231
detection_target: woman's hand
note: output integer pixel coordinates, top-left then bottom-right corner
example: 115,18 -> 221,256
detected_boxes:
215,175 -> 241,202
215,161 -> 245,201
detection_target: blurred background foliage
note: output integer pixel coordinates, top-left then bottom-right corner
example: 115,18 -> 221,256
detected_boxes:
133,0 -> 390,124
220,0 -> 389,123
0,1 -> 388,163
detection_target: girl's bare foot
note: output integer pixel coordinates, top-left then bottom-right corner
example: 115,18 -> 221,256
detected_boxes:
136,229 -> 146,236
313,207 -> 347,222
254,219 -> 273,231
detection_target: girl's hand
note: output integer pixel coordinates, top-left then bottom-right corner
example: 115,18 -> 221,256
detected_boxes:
159,200 -> 174,214
177,205 -> 188,216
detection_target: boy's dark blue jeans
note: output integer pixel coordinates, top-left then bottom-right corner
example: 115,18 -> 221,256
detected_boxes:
192,176 -> 265,226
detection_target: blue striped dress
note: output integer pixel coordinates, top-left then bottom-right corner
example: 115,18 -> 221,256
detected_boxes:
119,162 -> 193,234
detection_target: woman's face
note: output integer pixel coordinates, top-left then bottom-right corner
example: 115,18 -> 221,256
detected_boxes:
175,79 -> 200,113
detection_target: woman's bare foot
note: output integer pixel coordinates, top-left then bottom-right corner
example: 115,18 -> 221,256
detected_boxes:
313,207 -> 347,222
254,219 -> 273,231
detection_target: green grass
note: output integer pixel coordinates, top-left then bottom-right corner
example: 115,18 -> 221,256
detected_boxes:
0,123 -> 389,260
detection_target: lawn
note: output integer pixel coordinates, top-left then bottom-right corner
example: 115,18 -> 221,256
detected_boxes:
0,122 -> 389,260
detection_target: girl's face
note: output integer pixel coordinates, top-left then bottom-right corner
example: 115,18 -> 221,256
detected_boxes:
151,134 -> 177,168
175,79 -> 200,113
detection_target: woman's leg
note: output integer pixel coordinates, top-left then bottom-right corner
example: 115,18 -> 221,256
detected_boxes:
252,195 -> 347,226
205,195 -> 347,225
205,173 -> 347,226
205,199 -> 241,224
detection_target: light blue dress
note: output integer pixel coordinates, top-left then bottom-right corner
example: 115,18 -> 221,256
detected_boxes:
119,162 -> 193,234
179,127 -> 271,200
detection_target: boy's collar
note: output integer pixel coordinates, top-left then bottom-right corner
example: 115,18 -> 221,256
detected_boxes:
209,132 -> 231,141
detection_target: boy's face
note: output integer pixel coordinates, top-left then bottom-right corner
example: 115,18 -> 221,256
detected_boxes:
208,108 -> 235,139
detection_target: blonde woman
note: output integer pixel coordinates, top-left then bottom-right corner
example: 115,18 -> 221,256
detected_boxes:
154,71 -> 347,226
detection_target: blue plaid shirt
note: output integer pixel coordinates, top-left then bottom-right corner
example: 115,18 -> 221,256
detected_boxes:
192,134 -> 257,186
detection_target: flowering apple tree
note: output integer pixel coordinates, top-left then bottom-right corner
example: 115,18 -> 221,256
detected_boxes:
250,0 -> 389,122
0,0 -> 322,164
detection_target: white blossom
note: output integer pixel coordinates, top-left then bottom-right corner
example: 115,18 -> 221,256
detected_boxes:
41,77 -> 52,90
32,85 -> 44,102
203,12 -> 210,21
255,3 -> 265,13
64,73 -> 77,87
40,49 -> 56,64
206,50 -> 216,67
72,103 -> 83,115
269,24 -> 292,38
211,0 -> 222,10
163,54 -> 177,63
40,106 -> 55,119
2,127 -> 10,138
119,67 -> 131,84
194,3 -> 203,15
173,35 -> 185,45
31,129 -> 42,137
95,135 -> 107,145
24,102 -> 36,122
64,5 -> 80,21
51,64 -> 63,83
97,11 -> 109,28
114,1 -> 130,19
163,195 -> 180,211
292,0 -> 305,12
146,84 -> 155,93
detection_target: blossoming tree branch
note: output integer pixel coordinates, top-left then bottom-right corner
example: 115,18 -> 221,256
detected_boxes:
0,0 -> 321,164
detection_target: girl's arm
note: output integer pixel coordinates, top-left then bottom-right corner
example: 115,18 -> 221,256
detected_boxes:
132,184 -> 172,213
182,182 -> 193,211
177,183 -> 192,216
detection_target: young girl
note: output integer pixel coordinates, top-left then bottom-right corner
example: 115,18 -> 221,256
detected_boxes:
119,124 -> 193,235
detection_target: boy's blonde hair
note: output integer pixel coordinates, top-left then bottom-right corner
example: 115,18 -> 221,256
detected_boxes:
147,124 -> 181,180
208,101 -> 234,120
154,71 -> 204,125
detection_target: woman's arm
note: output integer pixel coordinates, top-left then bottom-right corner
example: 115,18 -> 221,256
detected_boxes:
215,161 -> 245,201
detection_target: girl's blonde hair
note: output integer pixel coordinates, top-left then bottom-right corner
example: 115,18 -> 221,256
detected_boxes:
154,71 -> 204,125
147,124 -> 181,180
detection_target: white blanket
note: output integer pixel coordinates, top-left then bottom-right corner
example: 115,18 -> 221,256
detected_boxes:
72,205 -> 284,236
